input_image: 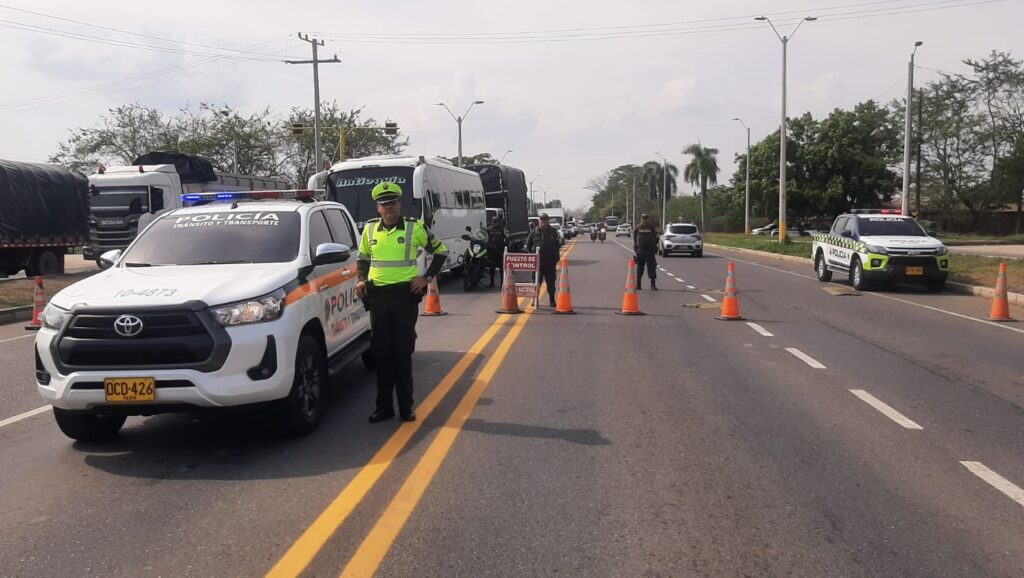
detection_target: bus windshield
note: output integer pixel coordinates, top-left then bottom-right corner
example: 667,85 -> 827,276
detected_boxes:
604,216 -> 619,228
329,167 -> 416,225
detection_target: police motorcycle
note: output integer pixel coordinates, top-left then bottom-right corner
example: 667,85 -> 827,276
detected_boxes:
598,227 -> 607,242
460,226 -> 490,292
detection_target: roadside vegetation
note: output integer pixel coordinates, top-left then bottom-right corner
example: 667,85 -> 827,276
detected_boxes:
0,272 -> 96,309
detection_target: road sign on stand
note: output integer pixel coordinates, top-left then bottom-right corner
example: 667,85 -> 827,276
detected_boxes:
504,251 -> 541,308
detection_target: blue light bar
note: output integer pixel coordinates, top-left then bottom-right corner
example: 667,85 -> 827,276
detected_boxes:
182,194 -> 202,201
216,193 -> 236,200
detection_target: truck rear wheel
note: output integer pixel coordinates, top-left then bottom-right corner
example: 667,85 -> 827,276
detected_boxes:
27,250 -> 62,277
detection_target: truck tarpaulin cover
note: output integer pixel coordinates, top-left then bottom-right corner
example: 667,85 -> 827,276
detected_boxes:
0,160 -> 89,239
467,164 -> 529,237
132,151 -> 217,184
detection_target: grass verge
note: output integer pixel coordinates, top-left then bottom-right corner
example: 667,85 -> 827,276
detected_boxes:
0,272 -> 97,309
706,233 -> 1024,293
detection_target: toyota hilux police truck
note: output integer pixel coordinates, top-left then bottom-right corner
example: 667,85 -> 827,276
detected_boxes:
34,189 -> 372,441
811,210 -> 950,292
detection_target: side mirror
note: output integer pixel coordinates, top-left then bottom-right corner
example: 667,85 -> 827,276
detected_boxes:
314,243 -> 351,266
840,230 -> 853,238
465,226 -> 472,232
927,230 -> 937,237
99,249 -> 122,268
460,234 -> 471,241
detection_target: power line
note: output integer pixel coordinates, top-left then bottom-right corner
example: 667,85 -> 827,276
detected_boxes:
0,4 -> 288,59
0,18 -> 283,60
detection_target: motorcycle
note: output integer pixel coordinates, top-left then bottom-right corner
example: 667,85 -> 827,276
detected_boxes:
460,227 -> 489,292
590,227 -> 597,242
598,227 -> 607,243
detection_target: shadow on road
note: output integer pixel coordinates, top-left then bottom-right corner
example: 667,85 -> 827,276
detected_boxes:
463,418 -> 612,446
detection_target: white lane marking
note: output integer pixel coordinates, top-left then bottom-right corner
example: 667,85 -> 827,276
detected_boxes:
960,461 -> 1024,508
701,294 -> 716,302
786,347 -> 827,369
849,390 -> 923,430
658,267 -> 667,272
709,249 -> 1024,337
675,278 -> 685,283
686,285 -> 697,290
0,334 -> 33,345
664,271 -> 675,277
746,322 -> 774,337
0,405 -> 50,429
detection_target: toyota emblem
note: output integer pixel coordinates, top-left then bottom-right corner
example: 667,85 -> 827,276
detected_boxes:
113,314 -> 144,337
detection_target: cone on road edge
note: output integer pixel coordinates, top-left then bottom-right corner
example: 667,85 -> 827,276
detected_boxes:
716,261 -> 744,321
988,262 -> 1013,321
25,276 -> 44,330
615,257 -> 644,315
420,277 -> 447,316
496,265 -> 523,314
554,258 -> 576,314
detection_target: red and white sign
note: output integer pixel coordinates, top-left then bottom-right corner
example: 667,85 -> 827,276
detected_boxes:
504,253 -> 539,272
514,283 -> 538,297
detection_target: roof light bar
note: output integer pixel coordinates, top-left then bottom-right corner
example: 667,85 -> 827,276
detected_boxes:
180,189 -> 322,203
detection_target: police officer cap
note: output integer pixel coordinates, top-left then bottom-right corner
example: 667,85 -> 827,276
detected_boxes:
641,213 -> 649,219
371,181 -> 403,202
539,213 -> 549,220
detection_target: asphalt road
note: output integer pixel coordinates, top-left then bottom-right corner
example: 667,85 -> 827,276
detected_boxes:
1,237 -> 1023,577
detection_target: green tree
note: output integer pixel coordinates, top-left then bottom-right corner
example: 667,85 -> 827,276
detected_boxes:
445,152 -> 498,166
682,143 -> 721,231
640,160 -> 678,201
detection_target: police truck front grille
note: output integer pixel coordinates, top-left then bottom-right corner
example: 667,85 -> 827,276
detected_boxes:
888,256 -> 936,268
57,310 -> 217,368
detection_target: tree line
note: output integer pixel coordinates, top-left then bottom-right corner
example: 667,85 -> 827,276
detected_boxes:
584,49 -> 1024,234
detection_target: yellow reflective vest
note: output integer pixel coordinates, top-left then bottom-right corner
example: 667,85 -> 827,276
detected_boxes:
358,217 -> 448,286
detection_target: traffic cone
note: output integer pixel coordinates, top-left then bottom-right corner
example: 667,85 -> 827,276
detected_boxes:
420,277 -> 447,316
554,259 -> 576,314
25,276 -> 44,330
988,262 -> 1013,321
495,265 -> 522,314
716,261 -> 744,321
615,258 -> 644,315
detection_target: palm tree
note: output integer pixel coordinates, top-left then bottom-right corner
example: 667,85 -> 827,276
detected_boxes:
641,160 -> 678,226
682,143 -> 720,231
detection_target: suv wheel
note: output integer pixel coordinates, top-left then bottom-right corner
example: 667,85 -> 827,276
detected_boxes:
53,408 -> 126,442
278,334 -> 327,436
815,251 -> 833,282
850,257 -> 871,291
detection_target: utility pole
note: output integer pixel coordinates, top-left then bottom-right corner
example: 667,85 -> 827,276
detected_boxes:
902,41 -> 923,216
286,33 -> 341,173
735,118 -> 751,235
435,100 -> 484,167
631,175 -> 636,226
915,87 -> 924,217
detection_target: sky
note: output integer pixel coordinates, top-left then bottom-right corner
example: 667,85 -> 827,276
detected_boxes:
0,0 -> 1019,213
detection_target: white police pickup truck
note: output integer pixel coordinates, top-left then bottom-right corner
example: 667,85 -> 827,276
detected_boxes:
34,190 -> 372,441
811,210 -> 950,292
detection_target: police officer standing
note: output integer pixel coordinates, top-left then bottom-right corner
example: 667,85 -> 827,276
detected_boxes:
633,213 -> 659,290
486,217 -> 506,287
356,182 -> 448,423
526,213 -> 562,307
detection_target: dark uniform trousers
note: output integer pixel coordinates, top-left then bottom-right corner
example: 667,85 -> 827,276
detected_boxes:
539,257 -> 558,304
635,250 -> 657,282
367,282 -> 419,413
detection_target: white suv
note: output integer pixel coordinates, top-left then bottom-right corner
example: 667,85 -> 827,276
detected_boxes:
659,223 -> 703,257
34,190 -> 372,441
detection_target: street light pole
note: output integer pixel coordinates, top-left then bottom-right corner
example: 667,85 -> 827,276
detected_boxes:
499,150 -> 513,164
655,152 -> 668,231
756,15 -> 816,242
902,41 -> 923,216
435,100 -> 485,167
734,118 -> 752,236
529,174 -> 542,215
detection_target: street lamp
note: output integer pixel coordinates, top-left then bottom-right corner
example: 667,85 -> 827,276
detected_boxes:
219,109 -> 238,174
499,149 -> 513,164
733,117 -> 752,236
529,174 -> 542,215
654,152 -> 668,232
755,14 -> 816,242
902,41 -> 923,216
434,100 -> 485,168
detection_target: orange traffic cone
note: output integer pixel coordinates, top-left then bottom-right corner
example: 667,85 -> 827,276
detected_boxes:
420,277 -> 447,316
25,276 -> 44,330
554,259 -> 576,314
615,258 -> 644,315
988,262 -> 1013,321
496,265 -> 523,314
716,261 -> 744,321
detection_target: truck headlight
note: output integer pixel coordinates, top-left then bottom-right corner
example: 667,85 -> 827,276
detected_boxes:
211,289 -> 285,327
41,304 -> 70,330
863,243 -> 888,255
935,246 -> 949,255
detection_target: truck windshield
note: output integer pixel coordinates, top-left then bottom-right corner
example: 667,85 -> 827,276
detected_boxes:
858,217 -> 927,237
122,211 -> 301,265
91,187 -> 149,213
329,167 -> 416,225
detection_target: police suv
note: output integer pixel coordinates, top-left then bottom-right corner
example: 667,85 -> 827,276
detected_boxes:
34,190 -> 372,441
811,210 -> 950,292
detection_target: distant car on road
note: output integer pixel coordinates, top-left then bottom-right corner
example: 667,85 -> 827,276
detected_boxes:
615,224 -> 632,237
752,223 -> 778,236
659,223 -> 703,257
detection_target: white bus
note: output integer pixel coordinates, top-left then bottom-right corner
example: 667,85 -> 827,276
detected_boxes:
325,155 -> 487,274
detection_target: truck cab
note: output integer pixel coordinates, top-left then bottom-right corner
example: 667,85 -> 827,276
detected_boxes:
85,165 -> 177,261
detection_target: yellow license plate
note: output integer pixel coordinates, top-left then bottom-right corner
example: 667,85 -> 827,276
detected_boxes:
104,378 -> 156,402
906,266 -> 924,276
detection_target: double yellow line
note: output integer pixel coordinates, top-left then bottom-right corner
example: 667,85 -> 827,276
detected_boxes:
268,240 -> 577,578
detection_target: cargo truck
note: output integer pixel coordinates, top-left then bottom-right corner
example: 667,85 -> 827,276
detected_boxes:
466,164 -> 530,251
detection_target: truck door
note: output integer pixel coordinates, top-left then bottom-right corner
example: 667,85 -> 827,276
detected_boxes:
321,208 -> 367,354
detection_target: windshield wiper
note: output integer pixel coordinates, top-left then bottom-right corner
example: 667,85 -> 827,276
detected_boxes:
185,260 -> 251,265
124,262 -> 152,267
